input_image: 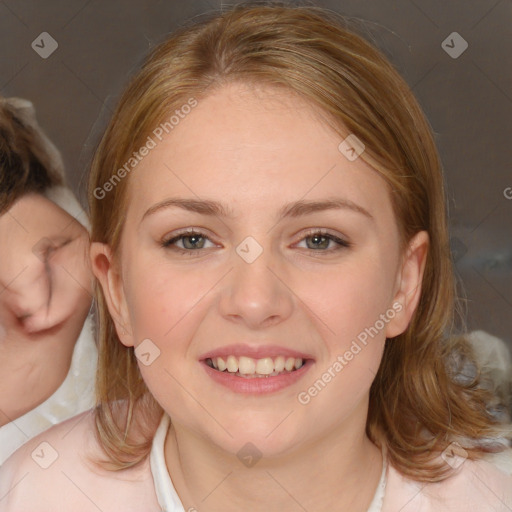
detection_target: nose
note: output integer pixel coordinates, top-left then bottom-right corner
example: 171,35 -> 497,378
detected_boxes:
218,238 -> 293,329
2,256 -> 51,331
1,247 -> 69,333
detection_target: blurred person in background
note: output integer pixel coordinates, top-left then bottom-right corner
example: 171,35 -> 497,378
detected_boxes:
0,96 -> 97,464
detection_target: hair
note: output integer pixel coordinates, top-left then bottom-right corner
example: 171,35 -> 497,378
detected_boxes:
0,97 -> 64,214
87,1 -> 510,482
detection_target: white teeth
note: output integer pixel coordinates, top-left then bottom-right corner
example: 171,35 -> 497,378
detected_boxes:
226,355 -> 238,373
274,356 -> 285,372
238,356 -> 256,375
255,357 -> 274,375
284,357 -> 295,371
209,355 -> 305,376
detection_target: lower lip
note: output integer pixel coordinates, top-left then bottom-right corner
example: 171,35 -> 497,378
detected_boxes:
200,359 -> 314,394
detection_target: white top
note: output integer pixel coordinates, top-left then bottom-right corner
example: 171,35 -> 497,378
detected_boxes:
150,413 -> 187,512
150,412 -> 388,512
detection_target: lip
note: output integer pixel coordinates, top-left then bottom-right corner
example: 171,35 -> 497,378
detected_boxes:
201,358 -> 314,394
198,343 -> 315,361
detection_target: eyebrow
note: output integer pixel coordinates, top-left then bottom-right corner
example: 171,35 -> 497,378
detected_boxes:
141,197 -> 374,223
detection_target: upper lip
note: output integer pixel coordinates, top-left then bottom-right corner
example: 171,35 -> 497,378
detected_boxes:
199,344 -> 315,361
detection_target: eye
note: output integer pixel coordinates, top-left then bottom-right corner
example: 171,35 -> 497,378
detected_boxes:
34,237 -> 72,261
161,229 -> 217,255
295,229 -> 351,252
161,228 -> 351,257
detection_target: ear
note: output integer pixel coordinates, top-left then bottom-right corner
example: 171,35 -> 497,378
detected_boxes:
90,242 -> 134,347
385,230 -> 429,339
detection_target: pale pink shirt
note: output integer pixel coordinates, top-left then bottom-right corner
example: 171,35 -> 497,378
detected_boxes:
0,409 -> 511,511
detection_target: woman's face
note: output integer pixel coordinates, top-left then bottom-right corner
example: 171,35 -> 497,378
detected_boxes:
92,81 -> 427,457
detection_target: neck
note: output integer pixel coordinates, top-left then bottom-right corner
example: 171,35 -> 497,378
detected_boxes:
163,404 -> 383,512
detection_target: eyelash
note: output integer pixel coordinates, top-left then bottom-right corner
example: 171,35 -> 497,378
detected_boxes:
160,228 -> 351,257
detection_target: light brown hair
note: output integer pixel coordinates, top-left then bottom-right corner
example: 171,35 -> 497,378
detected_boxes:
87,1 -> 510,481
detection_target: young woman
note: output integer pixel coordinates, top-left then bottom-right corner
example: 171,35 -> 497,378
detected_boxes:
0,96 -> 96,464
0,3 -> 510,511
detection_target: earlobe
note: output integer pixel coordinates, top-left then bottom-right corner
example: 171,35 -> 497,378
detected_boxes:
90,242 -> 134,347
385,231 -> 429,339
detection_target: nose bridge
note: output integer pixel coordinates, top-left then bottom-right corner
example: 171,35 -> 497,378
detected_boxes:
219,235 -> 292,327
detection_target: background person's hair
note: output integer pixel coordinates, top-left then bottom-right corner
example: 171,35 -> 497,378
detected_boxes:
0,97 -> 64,215
87,1 -> 510,481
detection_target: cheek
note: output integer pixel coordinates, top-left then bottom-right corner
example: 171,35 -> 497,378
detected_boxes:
123,253 -> 210,343
300,339 -> 384,428
304,257 -> 396,346
296,254 -> 393,404
296,262 -> 390,416
125,259 -> 217,425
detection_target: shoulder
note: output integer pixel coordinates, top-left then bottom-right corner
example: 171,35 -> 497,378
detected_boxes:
382,450 -> 512,512
0,408 -> 160,512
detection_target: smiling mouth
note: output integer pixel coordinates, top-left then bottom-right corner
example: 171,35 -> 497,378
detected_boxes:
204,355 -> 307,378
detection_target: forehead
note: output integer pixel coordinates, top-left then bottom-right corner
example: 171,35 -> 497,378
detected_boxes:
125,82 -> 391,223
8,193 -> 75,225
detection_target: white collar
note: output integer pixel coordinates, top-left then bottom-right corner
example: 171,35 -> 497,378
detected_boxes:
150,413 -> 185,512
367,443 -> 388,512
150,413 -> 387,512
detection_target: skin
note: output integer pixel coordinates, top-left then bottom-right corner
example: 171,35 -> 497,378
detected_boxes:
91,81 -> 428,512
0,193 -> 93,427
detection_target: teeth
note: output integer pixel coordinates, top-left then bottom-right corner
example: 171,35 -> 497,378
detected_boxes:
274,356 -> 285,372
226,355 -> 238,373
208,355 -> 305,376
238,356 -> 256,375
255,357 -> 274,375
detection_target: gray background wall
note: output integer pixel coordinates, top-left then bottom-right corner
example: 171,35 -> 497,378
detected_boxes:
1,0 -> 511,346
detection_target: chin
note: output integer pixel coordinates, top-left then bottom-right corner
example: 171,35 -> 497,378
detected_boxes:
207,417 -> 305,460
